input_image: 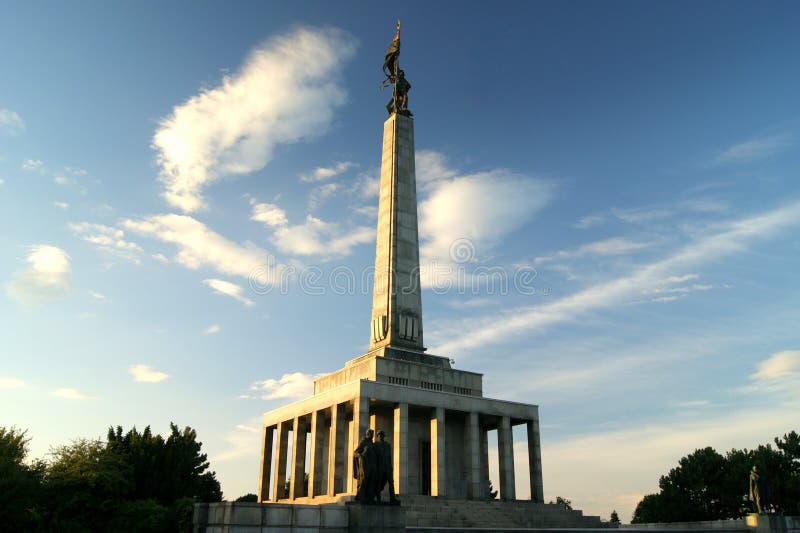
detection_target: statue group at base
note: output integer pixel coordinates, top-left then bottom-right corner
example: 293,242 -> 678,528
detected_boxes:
353,428 -> 400,504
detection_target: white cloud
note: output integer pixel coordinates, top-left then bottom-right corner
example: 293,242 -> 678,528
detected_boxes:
352,171 -> 380,199
308,182 -> 339,210
6,245 -> 71,306
0,108 -> 24,135
611,206 -> 674,224
53,176 -> 75,186
300,161 -> 354,182
203,324 -> 221,335
88,290 -> 107,301
123,214 -> 280,282
535,237 -> 652,264
128,364 -> 169,383
250,201 -> 288,227
573,214 -> 606,229
714,134 -> 791,165
0,377 -> 27,388
415,150 -> 457,188
52,201 -> 69,210
0,178 -> 5,186
69,222 -> 143,264
151,253 -> 169,263
152,26 -> 357,212
63,166 -> 88,176
432,200 -> 800,355
213,421 -> 263,462
419,167 -> 552,265
271,215 -> 373,257
52,388 -> 93,400
203,278 -> 254,307
251,371 -> 318,400
21,159 -> 44,172
751,350 -> 800,381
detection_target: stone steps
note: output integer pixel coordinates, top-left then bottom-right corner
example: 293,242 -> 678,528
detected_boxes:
399,497 -> 604,529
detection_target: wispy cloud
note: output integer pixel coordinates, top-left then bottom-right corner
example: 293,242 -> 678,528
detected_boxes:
263,213 -> 373,257
203,278 -> 254,307
573,214 -> 606,229
308,182 -> 339,211
52,201 -> 70,210
88,290 -> 107,301
713,134 -> 791,165
6,245 -> 71,306
52,388 -> 93,400
250,200 -> 288,227
21,159 -> 44,172
203,324 -> 221,335
750,350 -> 800,381
417,152 -> 553,267
535,237 -> 653,265
0,108 -> 25,135
432,201 -> 800,355
152,27 -> 357,212
213,421 -> 263,462
300,161 -> 354,182
69,222 -> 143,264
128,364 -> 169,383
123,214 -> 280,282
250,372 -> 318,400
0,377 -> 27,388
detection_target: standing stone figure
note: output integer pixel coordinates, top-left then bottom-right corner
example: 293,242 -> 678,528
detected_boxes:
749,465 -> 763,513
375,430 -> 399,503
353,428 -> 377,503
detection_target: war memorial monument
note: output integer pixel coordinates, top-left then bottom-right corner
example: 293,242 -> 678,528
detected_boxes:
193,23 -> 800,533
191,22 -> 612,533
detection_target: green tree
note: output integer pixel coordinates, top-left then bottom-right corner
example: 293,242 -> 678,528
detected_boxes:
550,496 -> 572,509
632,430 -> 800,522
610,510 -> 620,524
235,493 -> 258,502
106,423 -> 222,503
0,427 -> 44,530
42,438 -> 131,531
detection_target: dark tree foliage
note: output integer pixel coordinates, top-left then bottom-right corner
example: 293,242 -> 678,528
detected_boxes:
610,510 -> 620,524
106,423 -> 222,503
0,427 -> 44,530
632,430 -> 800,523
235,493 -> 258,502
1,422 -> 221,532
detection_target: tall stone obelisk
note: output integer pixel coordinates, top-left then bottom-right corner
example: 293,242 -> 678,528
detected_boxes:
370,21 -> 424,353
370,113 -> 424,352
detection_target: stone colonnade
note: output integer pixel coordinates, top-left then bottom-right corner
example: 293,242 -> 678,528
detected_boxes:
257,395 -> 544,503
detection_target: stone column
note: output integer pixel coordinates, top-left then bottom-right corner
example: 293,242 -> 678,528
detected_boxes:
290,416 -> 308,499
527,418 -> 544,502
272,421 -> 289,501
327,403 -> 345,496
350,396 -> 370,494
465,412 -> 481,499
480,425 -> 489,498
257,425 -> 274,502
498,416 -> 516,500
307,410 -> 326,498
393,402 -> 409,495
430,406 -> 446,497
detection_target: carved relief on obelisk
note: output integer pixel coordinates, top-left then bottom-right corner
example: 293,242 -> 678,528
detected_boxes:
370,21 -> 424,352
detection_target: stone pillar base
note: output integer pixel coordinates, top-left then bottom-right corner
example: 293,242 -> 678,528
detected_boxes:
746,513 -> 792,533
346,502 -> 405,533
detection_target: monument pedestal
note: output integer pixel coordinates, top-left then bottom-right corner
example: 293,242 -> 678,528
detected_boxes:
346,502 -> 405,533
746,513 -> 794,533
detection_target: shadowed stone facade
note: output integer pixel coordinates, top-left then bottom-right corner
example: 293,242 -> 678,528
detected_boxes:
256,113 -> 544,506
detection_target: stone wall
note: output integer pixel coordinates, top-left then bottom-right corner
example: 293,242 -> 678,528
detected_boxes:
193,502 -> 348,533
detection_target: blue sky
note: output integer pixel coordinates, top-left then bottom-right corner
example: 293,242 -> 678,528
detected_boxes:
2,1 -> 800,521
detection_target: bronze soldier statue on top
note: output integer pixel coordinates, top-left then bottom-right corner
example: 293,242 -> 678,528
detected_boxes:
381,20 -> 412,117
353,428 -> 378,503
375,430 -> 399,504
